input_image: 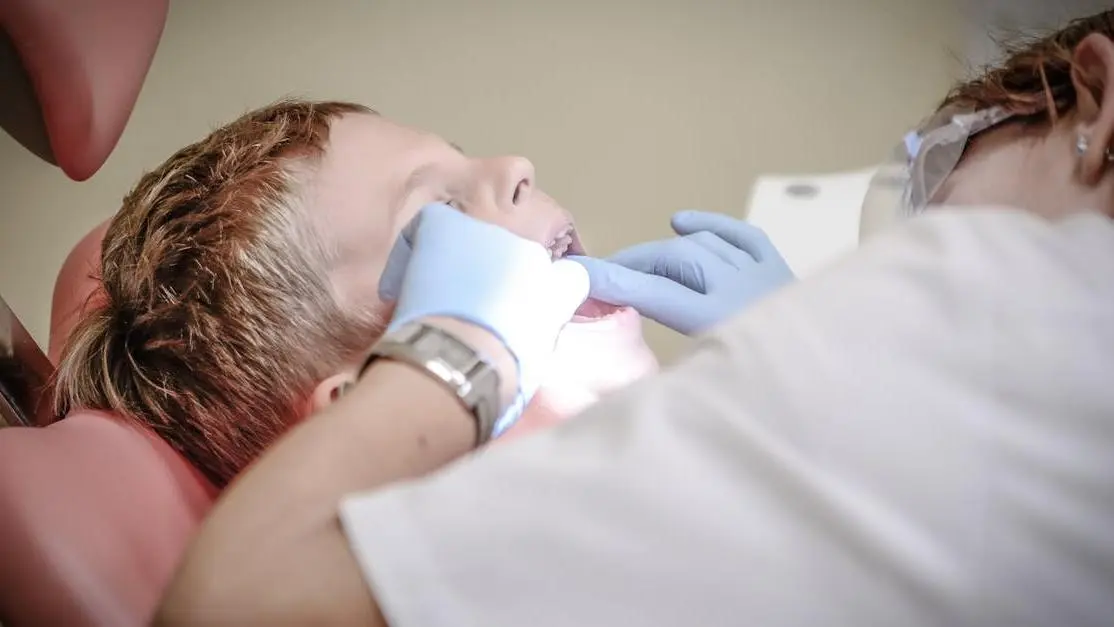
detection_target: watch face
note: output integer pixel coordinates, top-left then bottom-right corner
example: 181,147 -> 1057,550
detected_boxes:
440,335 -> 475,365
415,328 -> 473,366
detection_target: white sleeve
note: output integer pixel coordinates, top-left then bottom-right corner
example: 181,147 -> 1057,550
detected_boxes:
340,209 -> 1114,627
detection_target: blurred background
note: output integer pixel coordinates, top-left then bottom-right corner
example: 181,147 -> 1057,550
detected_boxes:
0,0 -> 1106,361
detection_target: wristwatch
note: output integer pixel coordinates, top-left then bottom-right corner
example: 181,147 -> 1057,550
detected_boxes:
358,321 -> 502,445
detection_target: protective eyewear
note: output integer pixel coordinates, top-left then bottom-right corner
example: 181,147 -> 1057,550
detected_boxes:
860,106 -> 1015,236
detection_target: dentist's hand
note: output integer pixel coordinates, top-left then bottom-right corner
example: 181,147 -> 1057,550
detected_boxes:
379,203 -> 589,437
571,211 -> 794,335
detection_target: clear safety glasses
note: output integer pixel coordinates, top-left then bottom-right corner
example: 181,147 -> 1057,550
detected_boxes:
859,106 -> 1015,237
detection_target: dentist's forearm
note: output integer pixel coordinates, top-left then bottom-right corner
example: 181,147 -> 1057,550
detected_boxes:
156,321 -> 515,626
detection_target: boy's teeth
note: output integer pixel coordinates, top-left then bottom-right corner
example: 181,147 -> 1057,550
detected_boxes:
548,238 -> 571,261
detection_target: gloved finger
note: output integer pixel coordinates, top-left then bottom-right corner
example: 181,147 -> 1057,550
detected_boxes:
671,210 -> 780,263
606,238 -> 723,294
603,239 -> 668,271
546,259 -> 591,324
379,202 -> 466,302
682,230 -> 747,266
419,201 -> 552,264
377,229 -> 413,302
570,255 -> 700,322
409,202 -> 462,242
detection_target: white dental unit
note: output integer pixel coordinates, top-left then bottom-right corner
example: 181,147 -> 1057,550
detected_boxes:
744,169 -> 876,277
744,167 -> 905,277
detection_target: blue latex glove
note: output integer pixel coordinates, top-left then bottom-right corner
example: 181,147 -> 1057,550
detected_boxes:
379,203 -> 589,437
570,211 -> 794,335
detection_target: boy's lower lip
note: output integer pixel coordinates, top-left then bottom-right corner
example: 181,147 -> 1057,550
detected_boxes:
573,297 -> 618,320
570,299 -> 638,325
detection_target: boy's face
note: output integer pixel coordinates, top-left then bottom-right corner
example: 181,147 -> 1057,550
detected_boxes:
307,113 -> 658,431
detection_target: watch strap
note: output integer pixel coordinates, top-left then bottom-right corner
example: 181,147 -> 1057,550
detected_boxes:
359,322 -> 502,445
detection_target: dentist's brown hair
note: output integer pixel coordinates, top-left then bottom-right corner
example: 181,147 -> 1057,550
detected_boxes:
941,10 -> 1114,123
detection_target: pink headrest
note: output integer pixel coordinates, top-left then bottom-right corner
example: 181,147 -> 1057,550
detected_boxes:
48,219 -> 109,365
0,411 -> 216,626
0,0 -> 168,180
0,222 -> 217,626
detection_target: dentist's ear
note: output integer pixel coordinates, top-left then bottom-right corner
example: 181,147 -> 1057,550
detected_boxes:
308,373 -> 358,415
1071,33 -> 1114,185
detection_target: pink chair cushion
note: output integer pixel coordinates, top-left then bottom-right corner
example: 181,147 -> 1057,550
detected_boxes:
0,222 -> 217,626
48,219 -> 109,366
0,0 -> 168,180
0,411 -> 216,626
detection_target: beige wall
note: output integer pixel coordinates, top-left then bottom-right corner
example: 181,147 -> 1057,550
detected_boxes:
0,0 -> 963,362
962,0 -> 1111,71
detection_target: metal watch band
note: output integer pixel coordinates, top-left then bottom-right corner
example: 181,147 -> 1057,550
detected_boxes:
358,322 -> 502,445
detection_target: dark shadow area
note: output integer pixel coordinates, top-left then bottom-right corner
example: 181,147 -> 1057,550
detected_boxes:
0,29 -> 56,166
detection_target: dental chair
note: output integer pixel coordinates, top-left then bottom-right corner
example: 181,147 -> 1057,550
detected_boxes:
0,221 -> 218,627
0,2 -> 221,626
0,413 -> 216,626
0,0 -> 168,180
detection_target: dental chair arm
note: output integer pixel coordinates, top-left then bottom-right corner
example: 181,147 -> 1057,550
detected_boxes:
0,0 -> 168,181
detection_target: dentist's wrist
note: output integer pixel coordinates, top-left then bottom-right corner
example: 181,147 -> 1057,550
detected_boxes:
419,316 -> 519,411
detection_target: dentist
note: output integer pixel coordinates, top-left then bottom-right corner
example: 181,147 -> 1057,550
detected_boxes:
156,19 -> 1114,623
158,192 -> 1114,627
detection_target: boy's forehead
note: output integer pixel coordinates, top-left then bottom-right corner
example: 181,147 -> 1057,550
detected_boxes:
306,113 -> 454,279
317,114 -> 456,190
317,116 -> 416,200
325,113 -> 431,158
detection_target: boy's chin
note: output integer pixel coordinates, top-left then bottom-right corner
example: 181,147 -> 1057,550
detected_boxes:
501,389 -> 596,442
501,322 -> 659,442
500,391 -> 584,441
